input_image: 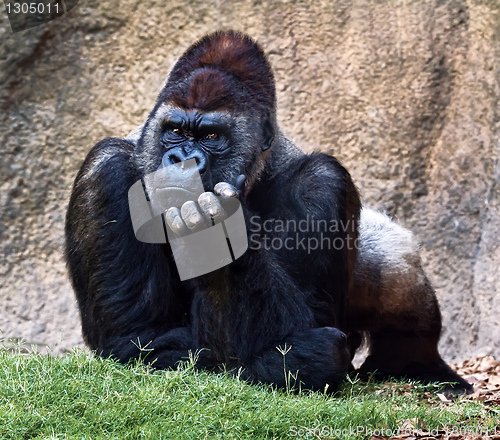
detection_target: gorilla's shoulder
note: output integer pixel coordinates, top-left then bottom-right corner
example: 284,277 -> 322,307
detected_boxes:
75,137 -> 137,185
279,152 -> 353,187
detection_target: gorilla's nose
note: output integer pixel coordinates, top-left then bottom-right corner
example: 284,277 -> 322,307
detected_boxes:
161,150 -> 207,173
161,149 -> 185,167
188,151 -> 207,174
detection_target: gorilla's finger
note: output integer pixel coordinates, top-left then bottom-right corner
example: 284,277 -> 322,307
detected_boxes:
235,174 -> 246,194
197,192 -> 226,225
180,201 -> 207,231
165,207 -> 188,236
214,182 -> 239,199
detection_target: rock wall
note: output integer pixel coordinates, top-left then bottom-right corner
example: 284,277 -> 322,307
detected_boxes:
1,0 -> 498,361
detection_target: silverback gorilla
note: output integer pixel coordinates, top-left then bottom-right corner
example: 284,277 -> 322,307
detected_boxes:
65,31 -> 471,392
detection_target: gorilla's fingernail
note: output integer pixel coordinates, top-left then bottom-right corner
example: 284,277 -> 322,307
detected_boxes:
222,189 -> 238,198
214,182 -> 238,198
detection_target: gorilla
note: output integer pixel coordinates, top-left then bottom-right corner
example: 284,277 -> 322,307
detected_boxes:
66,30 -> 471,393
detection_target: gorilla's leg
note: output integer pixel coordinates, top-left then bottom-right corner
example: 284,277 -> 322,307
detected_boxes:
348,208 -> 472,392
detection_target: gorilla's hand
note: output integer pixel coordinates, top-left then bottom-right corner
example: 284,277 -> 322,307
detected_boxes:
165,175 -> 245,236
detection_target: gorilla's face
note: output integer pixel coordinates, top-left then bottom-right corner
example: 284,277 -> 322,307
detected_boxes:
159,107 -> 234,188
140,103 -> 274,194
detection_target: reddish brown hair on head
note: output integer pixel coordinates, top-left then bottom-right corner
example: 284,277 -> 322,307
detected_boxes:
158,31 -> 276,114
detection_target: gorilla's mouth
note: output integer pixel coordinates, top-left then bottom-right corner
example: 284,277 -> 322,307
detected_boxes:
154,186 -> 201,210
146,158 -> 207,211
156,186 -> 196,194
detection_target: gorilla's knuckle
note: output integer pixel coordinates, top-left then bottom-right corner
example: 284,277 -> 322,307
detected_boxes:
180,201 -> 204,229
165,208 -> 187,235
197,192 -> 224,219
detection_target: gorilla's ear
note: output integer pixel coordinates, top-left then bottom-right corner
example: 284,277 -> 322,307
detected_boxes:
261,112 -> 275,151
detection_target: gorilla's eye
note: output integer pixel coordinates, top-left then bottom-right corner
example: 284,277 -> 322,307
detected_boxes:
161,126 -> 186,146
205,133 -> 218,140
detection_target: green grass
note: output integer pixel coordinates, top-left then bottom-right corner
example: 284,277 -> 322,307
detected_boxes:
0,348 -> 497,440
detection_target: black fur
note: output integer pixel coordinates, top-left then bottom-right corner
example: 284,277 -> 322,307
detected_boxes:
66,135 -> 358,391
66,31 -> 471,393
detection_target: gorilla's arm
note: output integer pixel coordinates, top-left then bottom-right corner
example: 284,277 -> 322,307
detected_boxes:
246,152 -> 360,327
241,327 -> 349,392
65,138 -> 209,367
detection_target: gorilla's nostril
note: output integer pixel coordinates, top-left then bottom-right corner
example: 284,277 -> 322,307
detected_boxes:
188,153 -> 207,174
162,151 -> 185,167
197,158 -> 207,173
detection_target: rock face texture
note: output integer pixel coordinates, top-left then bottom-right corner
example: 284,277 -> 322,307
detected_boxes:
1,0 -> 498,361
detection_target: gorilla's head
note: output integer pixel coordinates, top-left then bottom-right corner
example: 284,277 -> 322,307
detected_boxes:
138,31 -> 277,192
